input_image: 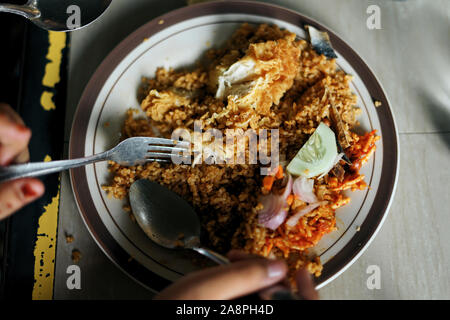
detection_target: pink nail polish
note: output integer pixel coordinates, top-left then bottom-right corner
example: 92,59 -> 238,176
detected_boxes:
21,184 -> 38,198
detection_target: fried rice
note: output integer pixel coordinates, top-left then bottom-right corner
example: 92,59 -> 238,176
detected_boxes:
102,23 -> 378,279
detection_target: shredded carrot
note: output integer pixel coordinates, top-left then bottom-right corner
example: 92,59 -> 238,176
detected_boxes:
264,242 -> 274,256
275,165 -> 284,179
263,175 -> 275,191
286,194 -> 294,206
258,131 -> 379,261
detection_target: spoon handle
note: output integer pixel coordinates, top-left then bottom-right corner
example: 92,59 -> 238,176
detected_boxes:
0,4 -> 40,19
192,247 -> 230,265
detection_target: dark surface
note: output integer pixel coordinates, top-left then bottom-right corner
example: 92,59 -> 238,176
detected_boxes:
0,0 -> 28,300
0,0 -> 69,299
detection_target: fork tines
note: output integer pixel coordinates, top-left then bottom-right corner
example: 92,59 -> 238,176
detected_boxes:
144,137 -> 191,147
144,137 -> 191,163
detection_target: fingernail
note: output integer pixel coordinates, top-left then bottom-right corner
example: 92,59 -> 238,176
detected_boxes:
15,123 -> 29,132
16,125 -> 31,140
267,260 -> 287,279
21,183 -> 42,198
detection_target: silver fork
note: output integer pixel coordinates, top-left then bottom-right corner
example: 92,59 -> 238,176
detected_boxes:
0,137 -> 190,183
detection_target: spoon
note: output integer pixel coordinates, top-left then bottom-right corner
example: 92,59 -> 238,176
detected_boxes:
0,0 -> 112,31
129,179 -> 230,265
129,179 -> 300,300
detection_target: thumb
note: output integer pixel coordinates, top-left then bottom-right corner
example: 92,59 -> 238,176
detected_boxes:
156,258 -> 288,300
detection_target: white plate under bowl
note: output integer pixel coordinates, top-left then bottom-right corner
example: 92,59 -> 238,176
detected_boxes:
70,1 -> 399,291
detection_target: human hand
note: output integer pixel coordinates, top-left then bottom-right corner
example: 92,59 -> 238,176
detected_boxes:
0,103 -> 45,220
155,250 -> 318,300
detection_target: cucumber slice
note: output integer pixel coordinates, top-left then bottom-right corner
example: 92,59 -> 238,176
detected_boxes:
287,122 -> 338,178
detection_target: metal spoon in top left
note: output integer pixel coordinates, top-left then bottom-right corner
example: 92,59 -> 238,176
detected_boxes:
0,0 -> 111,31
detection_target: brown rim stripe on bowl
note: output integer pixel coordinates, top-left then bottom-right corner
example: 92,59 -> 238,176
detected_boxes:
70,0 -> 398,291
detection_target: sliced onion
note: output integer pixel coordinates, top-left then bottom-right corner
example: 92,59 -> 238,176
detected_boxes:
257,194 -> 288,230
281,173 -> 293,200
286,201 -> 327,227
292,176 -> 318,203
263,208 -> 288,230
257,194 -> 284,224
317,153 -> 345,179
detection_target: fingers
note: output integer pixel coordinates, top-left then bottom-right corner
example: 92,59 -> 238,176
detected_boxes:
0,104 -> 31,165
259,269 -> 319,300
0,178 -> 45,220
0,104 -> 39,220
13,148 -> 30,164
156,257 -> 288,300
227,250 -> 319,300
295,268 -> 319,300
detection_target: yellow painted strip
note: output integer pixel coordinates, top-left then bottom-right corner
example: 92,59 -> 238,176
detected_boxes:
40,91 -> 56,111
32,185 -> 60,300
32,30 -> 66,300
31,159 -> 60,299
32,155 -> 59,300
42,32 -> 66,88
32,187 -> 60,300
